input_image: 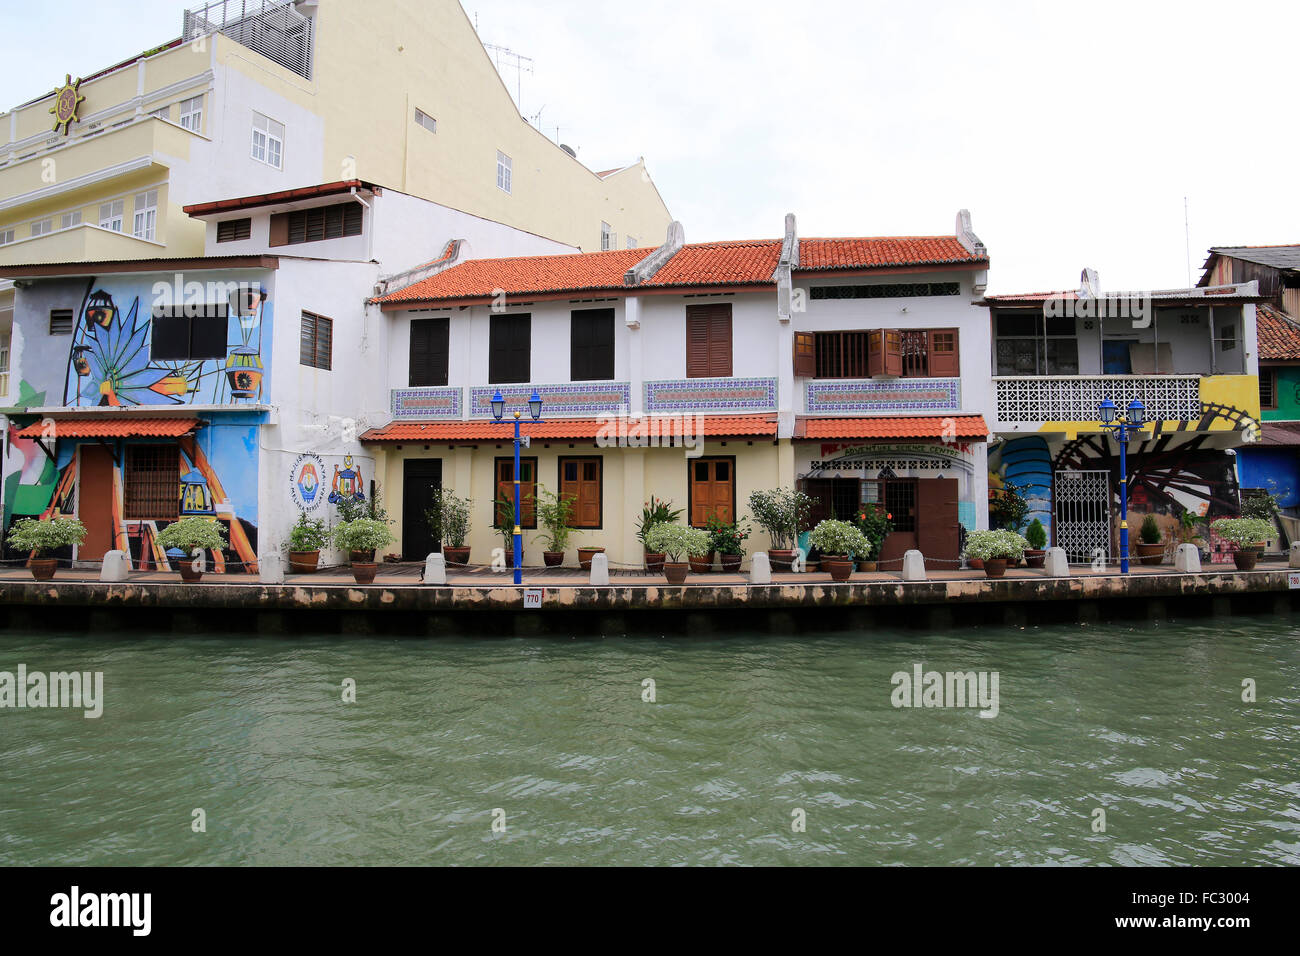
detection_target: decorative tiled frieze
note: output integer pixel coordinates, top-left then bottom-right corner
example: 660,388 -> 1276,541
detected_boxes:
468,382 -> 631,418
994,376 -> 1201,425
805,378 -> 961,414
391,386 -> 463,420
644,377 -> 778,413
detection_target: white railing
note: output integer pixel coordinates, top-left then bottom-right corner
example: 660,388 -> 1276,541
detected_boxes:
184,0 -> 314,79
994,375 -> 1202,424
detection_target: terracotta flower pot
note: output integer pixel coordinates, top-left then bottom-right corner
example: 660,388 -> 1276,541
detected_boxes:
689,551 -> 715,573
663,561 -> 689,585
29,558 -> 57,581
350,549 -> 376,564
1232,549 -> 1259,571
823,556 -> 854,582
543,551 -> 565,567
289,550 -> 320,574
578,547 -> 604,571
967,557 -> 984,570
1136,542 -> 1164,566
857,560 -> 878,572
644,552 -> 666,573
179,564 -> 204,583
768,549 -> 796,572
720,553 -> 742,573
1023,549 -> 1046,569
983,558 -> 1008,578
443,546 -> 470,567
351,562 -> 379,584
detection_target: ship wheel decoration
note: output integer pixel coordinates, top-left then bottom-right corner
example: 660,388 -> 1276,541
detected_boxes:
49,74 -> 85,136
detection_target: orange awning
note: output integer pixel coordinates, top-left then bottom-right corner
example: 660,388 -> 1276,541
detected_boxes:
10,417 -> 203,439
795,415 -> 989,440
361,414 -> 778,443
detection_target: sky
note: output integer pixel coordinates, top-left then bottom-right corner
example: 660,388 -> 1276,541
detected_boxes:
2,0 -> 1296,293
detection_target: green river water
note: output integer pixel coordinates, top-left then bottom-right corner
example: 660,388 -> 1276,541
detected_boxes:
1,618 -> 1297,866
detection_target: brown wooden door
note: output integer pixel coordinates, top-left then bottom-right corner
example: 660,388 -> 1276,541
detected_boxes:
689,458 -> 734,526
78,445 -> 116,562
916,477 -> 959,569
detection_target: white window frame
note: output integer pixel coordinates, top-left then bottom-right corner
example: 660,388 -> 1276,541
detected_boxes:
414,108 -> 437,133
133,189 -> 158,241
31,219 -> 52,237
61,211 -> 81,229
150,106 -> 170,121
627,236 -> 637,249
179,95 -> 203,132
0,332 -> 10,399
251,112 -> 284,169
0,229 -> 13,245
600,221 -> 614,251
99,200 -> 124,232
496,151 -> 512,193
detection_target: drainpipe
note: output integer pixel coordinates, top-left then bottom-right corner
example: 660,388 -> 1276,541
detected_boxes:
350,186 -> 375,263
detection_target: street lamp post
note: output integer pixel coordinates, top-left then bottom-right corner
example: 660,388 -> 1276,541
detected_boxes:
492,389 -> 543,585
1098,398 -> 1147,574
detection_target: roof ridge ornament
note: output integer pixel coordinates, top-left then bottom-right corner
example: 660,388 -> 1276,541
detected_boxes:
373,239 -> 466,298
955,209 -> 986,258
624,221 -> 684,286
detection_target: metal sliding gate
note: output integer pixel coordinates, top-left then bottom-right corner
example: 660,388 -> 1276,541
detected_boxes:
1053,470 -> 1110,564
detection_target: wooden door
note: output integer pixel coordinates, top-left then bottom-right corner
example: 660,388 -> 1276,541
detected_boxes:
689,458 -> 734,526
402,458 -> 442,560
916,477 -> 960,569
78,444 -> 116,562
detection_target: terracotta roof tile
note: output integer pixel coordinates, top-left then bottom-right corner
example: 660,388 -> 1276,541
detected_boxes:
797,236 -> 985,271
1256,304 -> 1300,361
10,418 -> 203,439
795,416 -> 989,440
360,415 -> 777,442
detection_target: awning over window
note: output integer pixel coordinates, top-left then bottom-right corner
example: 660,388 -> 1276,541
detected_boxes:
10,418 -> 203,439
360,415 -> 778,442
794,415 -> 989,441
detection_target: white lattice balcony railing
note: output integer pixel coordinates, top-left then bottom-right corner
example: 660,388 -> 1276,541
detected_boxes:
993,375 -> 1202,425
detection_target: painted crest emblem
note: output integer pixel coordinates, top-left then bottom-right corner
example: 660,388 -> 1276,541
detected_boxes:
50,74 -> 85,135
289,453 -> 326,512
328,455 -> 365,505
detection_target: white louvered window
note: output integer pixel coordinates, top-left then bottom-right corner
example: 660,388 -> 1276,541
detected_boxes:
496,151 -> 512,193
61,211 -> 81,229
251,112 -> 284,169
99,200 -> 124,232
179,95 -> 203,132
133,190 -> 158,241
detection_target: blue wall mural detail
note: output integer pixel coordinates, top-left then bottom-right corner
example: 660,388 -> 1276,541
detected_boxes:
990,436 -> 1053,536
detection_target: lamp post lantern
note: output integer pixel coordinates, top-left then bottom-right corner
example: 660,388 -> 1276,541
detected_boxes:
1098,398 -> 1147,574
492,389 -> 543,585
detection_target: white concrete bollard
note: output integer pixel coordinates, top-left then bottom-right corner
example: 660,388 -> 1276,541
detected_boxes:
1044,547 -> 1069,577
424,552 -> 447,585
99,550 -> 130,582
589,552 -> 610,586
901,549 -> 926,581
259,551 -> 284,585
1290,541 -> 1300,569
1175,543 -> 1202,573
749,551 -> 772,584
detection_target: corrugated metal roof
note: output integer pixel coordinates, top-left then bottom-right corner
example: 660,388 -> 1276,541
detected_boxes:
1207,245 -> 1300,272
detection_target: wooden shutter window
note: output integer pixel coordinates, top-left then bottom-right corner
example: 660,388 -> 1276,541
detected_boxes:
123,445 -> 181,520
689,458 -> 734,527
495,457 -> 537,528
928,329 -> 959,377
685,304 -> 732,378
793,331 -> 815,377
489,314 -> 530,384
867,330 -> 884,377
560,457 -> 602,528
883,330 -> 903,376
216,218 -> 252,242
570,309 -> 615,381
300,311 -> 333,370
268,213 -> 289,247
409,317 -> 450,386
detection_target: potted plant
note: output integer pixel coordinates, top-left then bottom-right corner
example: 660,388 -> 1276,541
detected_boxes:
1135,513 -> 1164,566
494,495 -> 526,569
963,528 -> 1030,579
535,486 -> 575,567
637,496 -> 682,572
578,546 -> 605,571
332,518 -> 394,584
1175,510 -> 1207,559
1023,518 -> 1048,568
1210,517 -> 1275,571
156,517 -> 228,583
707,514 -> 751,573
287,510 -> 329,573
426,489 -> 472,566
6,517 -> 87,581
807,519 -> 872,582
643,523 -> 711,585
748,487 -> 813,572
854,507 -> 892,572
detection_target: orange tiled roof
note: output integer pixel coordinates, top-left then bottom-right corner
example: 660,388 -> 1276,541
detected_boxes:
795,416 -> 989,440
373,236 -> 987,306
10,418 -> 203,439
1256,304 -> 1300,361
360,415 -> 778,442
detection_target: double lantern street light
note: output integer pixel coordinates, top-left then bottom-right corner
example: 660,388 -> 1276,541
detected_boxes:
1097,398 -> 1148,575
491,389 -> 543,585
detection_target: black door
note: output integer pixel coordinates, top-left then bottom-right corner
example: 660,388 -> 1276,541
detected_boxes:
402,458 -> 443,560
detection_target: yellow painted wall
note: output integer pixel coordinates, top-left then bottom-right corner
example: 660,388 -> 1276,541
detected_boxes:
377,440 -> 784,568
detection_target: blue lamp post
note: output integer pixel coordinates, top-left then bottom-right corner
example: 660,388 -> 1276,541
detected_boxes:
1098,398 -> 1147,574
492,388 -> 543,585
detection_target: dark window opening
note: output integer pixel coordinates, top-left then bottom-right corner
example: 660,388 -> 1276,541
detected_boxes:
488,314 -> 530,384
123,444 -> 181,520
151,305 -> 229,361
300,311 -> 333,370
216,218 -> 252,242
570,308 -> 615,381
409,317 -> 450,386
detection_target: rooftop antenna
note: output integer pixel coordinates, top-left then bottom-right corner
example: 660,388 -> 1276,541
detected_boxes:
1184,196 -> 1192,288
482,42 -> 534,110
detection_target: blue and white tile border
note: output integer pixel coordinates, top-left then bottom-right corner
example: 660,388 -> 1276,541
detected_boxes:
644,377 -> 778,413
805,378 -> 961,414
391,386 -> 463,420
468,382 -> 631,418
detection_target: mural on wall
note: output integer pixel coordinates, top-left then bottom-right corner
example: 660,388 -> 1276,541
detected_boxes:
987,436 -> 1053,536
2,381 -> 57,537
289,453 -> 326,513
61,277 -> 271,407
328,455 -> 365,506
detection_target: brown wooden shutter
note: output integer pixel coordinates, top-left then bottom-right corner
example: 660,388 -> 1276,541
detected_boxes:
867,330 -> 883,377
793,331 -> 815,377
928,328 -> 959,377
689,459 -> 733,526
496,458 -> 536,527
409,317 -> 449,386
686,309 -> 711,378
884,330 -> 903,376
268,213 -> 289,247
686,304 -> 732,377
915,477 -> 959,568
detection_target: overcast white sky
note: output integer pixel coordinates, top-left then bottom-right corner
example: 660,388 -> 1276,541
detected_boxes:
2,0 -> 1295,293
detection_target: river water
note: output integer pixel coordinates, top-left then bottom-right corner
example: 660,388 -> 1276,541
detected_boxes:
1,618 -> 1296,866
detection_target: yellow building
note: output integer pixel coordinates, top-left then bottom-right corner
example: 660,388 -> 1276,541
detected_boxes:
0,0 -> 672,401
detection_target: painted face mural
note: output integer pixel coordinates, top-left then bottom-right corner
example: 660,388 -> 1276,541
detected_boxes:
61,277 -> 272,407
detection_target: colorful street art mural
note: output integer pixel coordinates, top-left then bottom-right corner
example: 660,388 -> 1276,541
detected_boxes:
328,455 -> 365,507
987,436 -> 1053,537
61,276 -> 271,407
